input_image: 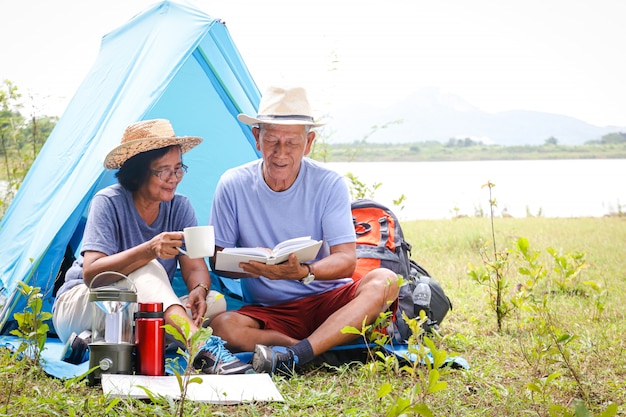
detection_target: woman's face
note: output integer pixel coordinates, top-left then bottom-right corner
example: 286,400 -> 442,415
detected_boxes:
141,146 -> 185,202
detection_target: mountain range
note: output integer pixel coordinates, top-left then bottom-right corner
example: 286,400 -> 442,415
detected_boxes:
323,88 -> 625,146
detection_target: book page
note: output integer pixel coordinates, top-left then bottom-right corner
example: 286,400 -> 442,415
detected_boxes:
215,237 -> 322,273
221,247 -> 272,257
268,239 -> 322,265
272,236 -> 314,257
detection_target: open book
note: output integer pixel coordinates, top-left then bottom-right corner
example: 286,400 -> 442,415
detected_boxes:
215,236 -> 323,273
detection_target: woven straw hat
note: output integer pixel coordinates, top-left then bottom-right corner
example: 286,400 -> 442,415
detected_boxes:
237,86 -> 326,127
104,119 -> 202,169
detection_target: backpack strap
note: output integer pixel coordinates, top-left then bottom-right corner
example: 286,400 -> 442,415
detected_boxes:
377,216 -> 389,250
353,217 -> 372,236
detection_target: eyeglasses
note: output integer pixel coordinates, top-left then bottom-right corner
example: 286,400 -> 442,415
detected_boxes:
150,164 -> 188,181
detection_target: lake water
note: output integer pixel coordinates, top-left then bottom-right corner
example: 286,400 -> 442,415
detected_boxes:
2,159 -> 624,221
325,159 -> 626,220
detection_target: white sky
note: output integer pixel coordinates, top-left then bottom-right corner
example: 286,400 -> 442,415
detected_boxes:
1,0 -> 625,127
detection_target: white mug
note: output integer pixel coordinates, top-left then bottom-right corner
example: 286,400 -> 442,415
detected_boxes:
178,225 -> 215,259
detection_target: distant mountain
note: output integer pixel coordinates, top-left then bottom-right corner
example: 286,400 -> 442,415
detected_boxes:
324,88 -> 626,146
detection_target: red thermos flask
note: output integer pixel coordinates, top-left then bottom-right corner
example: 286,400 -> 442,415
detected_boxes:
135,302 -> 165,376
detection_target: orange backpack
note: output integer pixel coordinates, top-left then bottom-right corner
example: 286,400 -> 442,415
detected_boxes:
351,199 -> 452,341
351,199 -> 412,281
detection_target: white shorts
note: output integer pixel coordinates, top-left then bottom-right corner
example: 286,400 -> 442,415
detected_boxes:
52,259 -> 226,343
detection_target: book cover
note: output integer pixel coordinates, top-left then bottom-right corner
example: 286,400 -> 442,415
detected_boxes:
215,236 -> 323,273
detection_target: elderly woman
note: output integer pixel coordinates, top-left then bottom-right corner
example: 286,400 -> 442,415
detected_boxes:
52,119 -> 253,375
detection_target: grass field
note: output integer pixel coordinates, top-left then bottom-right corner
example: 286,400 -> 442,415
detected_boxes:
2,216 -> 625,416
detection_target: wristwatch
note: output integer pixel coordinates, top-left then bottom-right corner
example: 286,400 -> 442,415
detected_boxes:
299,263 -> 315,285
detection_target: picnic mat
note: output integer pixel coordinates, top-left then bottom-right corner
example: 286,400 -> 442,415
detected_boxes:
1,335 -> 469,382
1,335 -> 90,379
0,335 -> 283,404
382,344 -> 470,370
102,373 -> 283,404
0,335 -> 250,380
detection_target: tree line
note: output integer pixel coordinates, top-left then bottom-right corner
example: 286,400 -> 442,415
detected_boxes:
310,131 -> 626,162
2,78 -> 626,216
1,80 -> 58,217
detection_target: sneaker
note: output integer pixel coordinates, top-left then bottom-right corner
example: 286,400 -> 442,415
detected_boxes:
192,336 -> 255,375
60,332 -> 90,364
252,344 -> 297,377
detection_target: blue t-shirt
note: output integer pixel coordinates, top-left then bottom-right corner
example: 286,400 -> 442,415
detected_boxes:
56,183 -> 197,298
209,158 -> 356,306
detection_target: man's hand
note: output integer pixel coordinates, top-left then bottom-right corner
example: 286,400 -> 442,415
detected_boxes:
239,253 -> 308,281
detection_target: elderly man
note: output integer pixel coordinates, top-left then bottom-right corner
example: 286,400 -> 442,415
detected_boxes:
208,86 -> 399,376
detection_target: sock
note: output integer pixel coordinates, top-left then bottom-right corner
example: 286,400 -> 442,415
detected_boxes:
288,339 -> 314,365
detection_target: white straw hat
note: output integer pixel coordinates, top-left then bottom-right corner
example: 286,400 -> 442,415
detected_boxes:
237,86 -> 326,127
103,119 -> 202,169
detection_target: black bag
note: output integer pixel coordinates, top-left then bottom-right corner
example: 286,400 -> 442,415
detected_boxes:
351,199 -> 452,342
393,259 -> 453,341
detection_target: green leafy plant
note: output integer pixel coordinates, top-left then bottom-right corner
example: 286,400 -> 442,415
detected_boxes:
342,301 -> 453,417
10,282 -> 52,364
345,171 -> 382,200
467,181 -> 517,332
554,399 -> 619,417
162,314 -> 212,417
469,182 -> 600,411
344,171 -> 406,215
582,279 -> 608,321
526,371 -> 563,410
547,247 -> 588,293
392,194 -> 407,212
508,228 -> 599,410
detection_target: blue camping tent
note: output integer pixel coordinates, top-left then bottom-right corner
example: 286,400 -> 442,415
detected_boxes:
0,0 -> 261,333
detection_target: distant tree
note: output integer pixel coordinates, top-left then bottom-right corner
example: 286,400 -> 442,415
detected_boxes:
599,132 -> 626,144
545,136 -> 558,145
446,137 -> 482,147
1,79 -> 57,219
0,80 -> 24,179
464,137 -> 483,146
445,138 -> 457,147
22,115 -> 57,155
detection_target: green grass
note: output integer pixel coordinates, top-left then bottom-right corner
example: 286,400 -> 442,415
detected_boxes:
2,217 -> 625,416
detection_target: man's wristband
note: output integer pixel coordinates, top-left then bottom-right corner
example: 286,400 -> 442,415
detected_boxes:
193,282 -> 210,296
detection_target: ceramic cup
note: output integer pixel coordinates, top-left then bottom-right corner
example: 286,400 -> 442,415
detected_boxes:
177,225 -> 215,258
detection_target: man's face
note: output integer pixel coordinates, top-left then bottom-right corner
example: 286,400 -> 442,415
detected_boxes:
254,124 -> 315,192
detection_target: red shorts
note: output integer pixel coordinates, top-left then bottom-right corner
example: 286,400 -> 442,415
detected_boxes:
238,280 -> 360,340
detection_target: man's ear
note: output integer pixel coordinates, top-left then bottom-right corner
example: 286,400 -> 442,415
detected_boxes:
304,130 -> 316,155
252,127 -> 261,151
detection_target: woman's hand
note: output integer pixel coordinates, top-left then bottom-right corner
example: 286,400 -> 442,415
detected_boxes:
185,284 -> 208,326
179,255 -> 213,327
148,231 -> 184,259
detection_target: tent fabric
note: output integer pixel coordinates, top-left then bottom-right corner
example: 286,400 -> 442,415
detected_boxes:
0,1 -> 471,379
0,0 -> 261,333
